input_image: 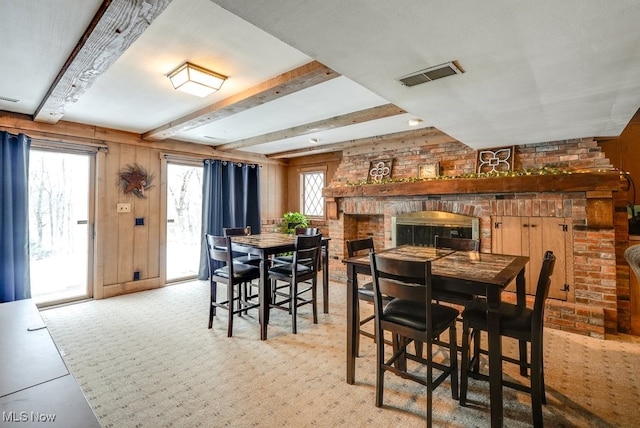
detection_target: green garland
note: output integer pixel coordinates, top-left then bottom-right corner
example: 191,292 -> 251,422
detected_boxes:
344,166 -> 601,186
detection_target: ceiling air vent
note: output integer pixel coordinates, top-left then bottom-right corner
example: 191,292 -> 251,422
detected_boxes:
397,61 -> 463,88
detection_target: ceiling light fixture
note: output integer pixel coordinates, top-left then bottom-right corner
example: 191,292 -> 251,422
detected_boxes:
408,118 -> 423,126
168,62 -> 227,97
309,138 -> 319,144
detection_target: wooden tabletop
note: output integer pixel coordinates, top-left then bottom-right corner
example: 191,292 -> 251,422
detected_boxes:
344,245 -> 528,287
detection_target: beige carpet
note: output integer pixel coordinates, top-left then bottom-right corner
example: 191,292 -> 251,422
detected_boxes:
39,279 -> 640,427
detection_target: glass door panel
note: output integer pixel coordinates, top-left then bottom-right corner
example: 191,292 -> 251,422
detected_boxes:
29,150 -> 91,304
166,163 -> 202,281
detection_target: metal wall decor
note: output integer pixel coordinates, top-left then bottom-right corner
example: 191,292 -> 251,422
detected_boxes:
476,146 -> 514,173
368,159 -> 393,183
119,163 -> 155,198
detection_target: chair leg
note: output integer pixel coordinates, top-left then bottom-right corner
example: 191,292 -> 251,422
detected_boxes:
449,324 -> 459,400
375,327 -> 385,407
519,339 -> 528,376
531,337 -> 544,427
459,321 -> 471,406
355,298 -> 361,357
226,283 -> 234,337
414,341 -> 424,358
312,277 -> 318,324
393,334 -> 407,372
291,280 -> 298,334
426,338 -> 433,428
209,280 -> 217,329
472,328 -> 481,372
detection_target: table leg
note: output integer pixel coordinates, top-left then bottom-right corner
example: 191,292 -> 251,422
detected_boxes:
322,240 -> 330,313
346,263 -> 357,384
259,257 -> 269,340
487,286 -> 503,428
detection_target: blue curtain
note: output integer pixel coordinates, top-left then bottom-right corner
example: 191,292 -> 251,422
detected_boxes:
0,131 -> 31,302
198,159 -> 261,279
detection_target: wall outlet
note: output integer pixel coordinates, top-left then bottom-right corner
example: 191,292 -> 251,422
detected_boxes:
116,203 -> 131,213
133,271 -> 140,281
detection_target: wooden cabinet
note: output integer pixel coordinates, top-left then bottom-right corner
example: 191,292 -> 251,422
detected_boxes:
492,216 -> 573,301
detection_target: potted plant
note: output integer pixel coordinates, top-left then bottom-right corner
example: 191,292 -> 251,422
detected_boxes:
281,211 -> 308,234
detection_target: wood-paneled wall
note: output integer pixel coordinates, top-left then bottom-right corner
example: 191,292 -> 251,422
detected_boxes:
0,112 -> 287,298
599,108 -> 640,205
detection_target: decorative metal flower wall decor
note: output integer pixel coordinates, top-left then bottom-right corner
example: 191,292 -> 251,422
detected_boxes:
368,159 -> 393,183
476,146 -> 514,173
118,163 -> 155,199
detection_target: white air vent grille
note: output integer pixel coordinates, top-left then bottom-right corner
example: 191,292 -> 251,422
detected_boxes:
397,61 -> 463,87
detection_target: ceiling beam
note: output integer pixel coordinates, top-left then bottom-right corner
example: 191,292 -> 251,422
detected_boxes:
214,103 -> 406,151
143,61 -> 339,141
267,127 -> 444,159
34,0 -> 173,124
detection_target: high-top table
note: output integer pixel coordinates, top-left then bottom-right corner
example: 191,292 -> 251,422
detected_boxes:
343,246 -> 529,428
230,233 -> 330,340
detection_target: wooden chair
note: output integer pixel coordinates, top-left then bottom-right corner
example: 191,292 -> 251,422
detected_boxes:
432,236 -> 481,306
268,234 -> 322,334
459,250 -> 556,427
273,227 -> 319,265
369,252 -> 459,427
223,226 -> 262,266
205,235 -> 261,337
346,237 -> 393,356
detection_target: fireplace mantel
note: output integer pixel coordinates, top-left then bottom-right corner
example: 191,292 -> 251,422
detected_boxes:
323,171 -> 624,199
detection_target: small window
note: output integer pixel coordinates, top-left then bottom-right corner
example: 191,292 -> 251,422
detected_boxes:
301,171 -> 324,217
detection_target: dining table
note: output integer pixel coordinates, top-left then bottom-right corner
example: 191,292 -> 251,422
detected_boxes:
343,245 -> 529,428
230,232 -> 330,340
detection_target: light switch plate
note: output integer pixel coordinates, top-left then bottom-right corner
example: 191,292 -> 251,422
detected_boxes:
116,203 -> 131,213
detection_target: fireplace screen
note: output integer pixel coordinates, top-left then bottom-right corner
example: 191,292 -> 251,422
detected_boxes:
391,211 -> 479,247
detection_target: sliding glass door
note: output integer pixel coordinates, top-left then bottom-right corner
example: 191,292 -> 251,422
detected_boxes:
29,149 -> 93,305
166,162 -> 203,281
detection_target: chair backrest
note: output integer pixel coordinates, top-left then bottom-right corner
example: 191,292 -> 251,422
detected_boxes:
223,226 -> 251,237
434,236 -> 480,252
346,237 -> 374,258
292,234 -> 322,274
369,253 -> 434,331
205,234 -> 233,277
295,227 -> 319,235
532,250 -> 556,328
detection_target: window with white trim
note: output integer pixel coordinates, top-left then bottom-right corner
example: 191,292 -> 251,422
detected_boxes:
301,171 -> 324,217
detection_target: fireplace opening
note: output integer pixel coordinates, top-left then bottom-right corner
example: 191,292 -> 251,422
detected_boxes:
391,211 -> 479,247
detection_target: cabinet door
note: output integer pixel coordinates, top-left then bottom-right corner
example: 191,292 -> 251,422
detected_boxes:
539,217 -> 571,301
492,216 -> 572,300
492,216 -> 527,292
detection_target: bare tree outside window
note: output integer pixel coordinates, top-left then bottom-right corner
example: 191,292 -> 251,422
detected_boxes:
166,163 -> 203,280
29,149 -> 90,303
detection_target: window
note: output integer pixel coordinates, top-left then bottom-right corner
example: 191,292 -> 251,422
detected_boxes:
301,171 -> 324,217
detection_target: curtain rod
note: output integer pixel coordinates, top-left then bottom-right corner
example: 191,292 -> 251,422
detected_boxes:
203,158 -> 262,168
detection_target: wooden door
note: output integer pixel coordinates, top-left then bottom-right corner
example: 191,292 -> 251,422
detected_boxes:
540,217 -> 571,301
492,216 -> 572,301
492,216 -> 527,292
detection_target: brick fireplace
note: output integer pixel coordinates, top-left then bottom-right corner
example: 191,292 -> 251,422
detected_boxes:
323,137 -> 631,338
